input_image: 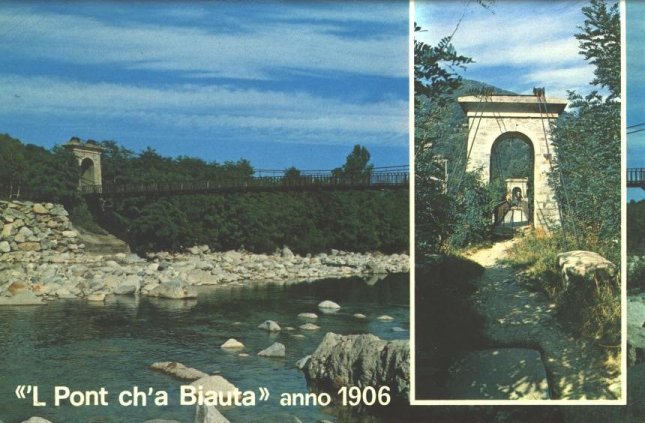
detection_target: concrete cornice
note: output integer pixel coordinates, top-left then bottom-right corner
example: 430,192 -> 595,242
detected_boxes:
458,95 -> 567,115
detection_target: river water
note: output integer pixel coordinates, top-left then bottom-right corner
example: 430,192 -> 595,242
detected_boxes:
0,274 -> 409,423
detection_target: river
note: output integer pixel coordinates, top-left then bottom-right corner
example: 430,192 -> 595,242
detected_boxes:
0,274 -> 409,423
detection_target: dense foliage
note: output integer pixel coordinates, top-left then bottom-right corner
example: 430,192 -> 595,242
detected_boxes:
507,0 -> 621,348
0,134 -> 80,207
628,200 -> 645,255
0,135 -> 408,254
550,0 -> 620,262
98,190 -> 408,255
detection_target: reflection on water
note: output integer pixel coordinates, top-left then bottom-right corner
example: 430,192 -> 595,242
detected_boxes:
0,274 -> 408,423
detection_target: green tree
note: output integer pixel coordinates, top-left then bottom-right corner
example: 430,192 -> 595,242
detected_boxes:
550,0 -> 620,259
414,24 -> 473,253
284,166 -> 301,178
0,134 -> 26,198
576,0 -> 620,99
332,144 -> 373,180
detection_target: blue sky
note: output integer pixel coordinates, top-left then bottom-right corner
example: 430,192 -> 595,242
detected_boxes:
0,1 -> 409,171
415,0 -> 598,99
627,0 -> 645,201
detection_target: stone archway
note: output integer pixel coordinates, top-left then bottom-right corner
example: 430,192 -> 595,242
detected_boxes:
80,158 -> 96,187
64,137 -> 104,190
458,94 -> 567,230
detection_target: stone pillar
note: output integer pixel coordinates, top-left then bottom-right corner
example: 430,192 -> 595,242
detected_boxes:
458,95 -> 567,230
63,137 -> 104,189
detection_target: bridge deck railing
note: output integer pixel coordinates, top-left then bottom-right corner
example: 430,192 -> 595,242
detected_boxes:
79,171 -> 409,196
628,168 -> 645,187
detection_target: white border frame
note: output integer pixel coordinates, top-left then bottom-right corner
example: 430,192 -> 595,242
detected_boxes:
409,0 -> 627,406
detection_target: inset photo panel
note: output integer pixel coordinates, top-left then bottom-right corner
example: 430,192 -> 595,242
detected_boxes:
412,0 -> 623,404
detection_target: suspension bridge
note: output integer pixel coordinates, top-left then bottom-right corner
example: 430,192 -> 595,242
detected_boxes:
78,165 -> 409,198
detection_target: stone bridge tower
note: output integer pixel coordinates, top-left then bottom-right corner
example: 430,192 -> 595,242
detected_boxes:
458,94 -> 567,230
64,137 -> 104,190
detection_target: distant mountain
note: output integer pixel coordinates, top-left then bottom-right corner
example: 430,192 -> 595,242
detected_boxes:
445,79 -> 518,123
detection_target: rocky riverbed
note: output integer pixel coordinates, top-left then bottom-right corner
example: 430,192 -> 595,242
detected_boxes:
0,200 -> 409,304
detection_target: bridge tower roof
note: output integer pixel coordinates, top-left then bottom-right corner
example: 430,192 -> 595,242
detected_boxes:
63,137 -> 105,153
458,95 -> 567,118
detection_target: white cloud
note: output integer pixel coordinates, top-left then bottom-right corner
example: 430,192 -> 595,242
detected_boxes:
415,0 -> 594,94
0,74 -> 408,145
0,6 -> 408,80
522,66 -> 595,94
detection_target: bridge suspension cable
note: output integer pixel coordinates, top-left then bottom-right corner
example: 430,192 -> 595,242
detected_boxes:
535,88 -> 578,247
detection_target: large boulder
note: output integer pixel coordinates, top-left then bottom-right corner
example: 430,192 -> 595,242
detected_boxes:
113,277 -> 140,295
557,251 -> 617,289
190,375 -> 238,397
446,348 -> 550,400
304,332 -> 409,401
147,280 -> 197,299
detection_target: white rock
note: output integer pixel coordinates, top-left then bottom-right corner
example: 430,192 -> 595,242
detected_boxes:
220,338 -> 244,349
188,246 -> 202,255
258,342 -> 286,358
190,375 -> 239,397
282,246 -> 295,258
187,269 -> 219,285
150,362 -> 209,381
31,203 -> 48,214
21,417 -> 52,423
318,300 -> 341,310
353,313 -> 367,319
86,292 -> 106,302
257,320 -> 281,332
299,323 -> 320,331
0,241 -> 10,253
55,288 -> 78,299
114,275 -> 140,295
297,312 -> 318,319
147,280 -> 197,299
377,315 -> 394,321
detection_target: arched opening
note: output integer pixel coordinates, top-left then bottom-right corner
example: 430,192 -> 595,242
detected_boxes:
490,132 -> 534,228
80,158 -> 96,187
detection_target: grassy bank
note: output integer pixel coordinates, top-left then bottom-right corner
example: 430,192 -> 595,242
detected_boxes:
502,230 -> 620,371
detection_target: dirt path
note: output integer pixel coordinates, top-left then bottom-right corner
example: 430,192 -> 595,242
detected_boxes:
464,239 -> 620,400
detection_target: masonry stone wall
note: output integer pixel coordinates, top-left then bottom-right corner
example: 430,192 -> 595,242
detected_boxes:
0,200 -> 84,257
